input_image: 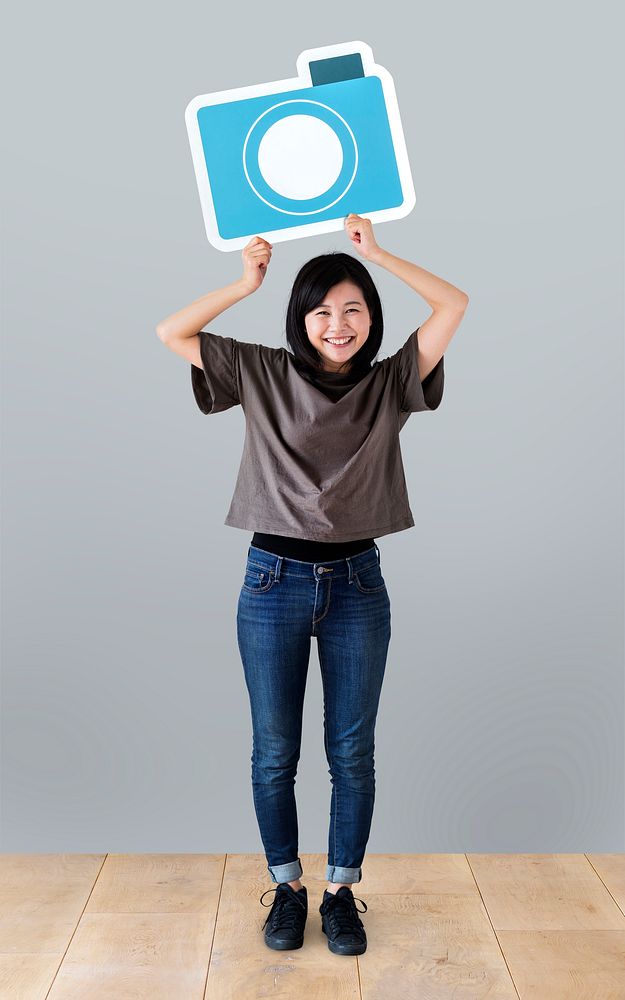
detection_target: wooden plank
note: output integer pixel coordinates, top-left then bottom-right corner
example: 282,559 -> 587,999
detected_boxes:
0,854 -> 105,1000
357,854 -> 517,998
467,854 -> 625,929
469,853 -> 625,999
586,853 -> 625,914
45,853 -> 224,1000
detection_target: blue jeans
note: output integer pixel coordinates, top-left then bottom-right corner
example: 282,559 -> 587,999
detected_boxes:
236,543 -> 391,885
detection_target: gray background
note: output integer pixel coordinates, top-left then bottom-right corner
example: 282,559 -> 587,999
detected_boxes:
2,0 -> 623,853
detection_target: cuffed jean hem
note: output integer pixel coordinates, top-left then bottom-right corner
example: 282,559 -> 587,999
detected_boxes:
267,857 -> 304,884
326,864 -> 362,884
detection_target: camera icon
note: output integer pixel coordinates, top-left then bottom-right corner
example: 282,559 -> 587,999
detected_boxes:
185,40 -> 416,251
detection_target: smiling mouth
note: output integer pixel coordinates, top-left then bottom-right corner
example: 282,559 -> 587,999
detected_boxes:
324,337 -> 354,346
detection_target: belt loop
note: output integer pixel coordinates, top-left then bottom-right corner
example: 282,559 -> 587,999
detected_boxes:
374,542 -> 381,564
346,555 -> 354,584
274,554 -> 283,582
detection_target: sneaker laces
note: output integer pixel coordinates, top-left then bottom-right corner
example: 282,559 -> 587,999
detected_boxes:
321,890 -> 368,942
260,885 -> 307,932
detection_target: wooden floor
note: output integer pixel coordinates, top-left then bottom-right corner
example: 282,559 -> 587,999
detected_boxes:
1,853 -> 624,999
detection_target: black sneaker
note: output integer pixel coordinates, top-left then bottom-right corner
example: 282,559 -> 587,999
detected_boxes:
319,886 -> 368,955
260,883 -> 308,950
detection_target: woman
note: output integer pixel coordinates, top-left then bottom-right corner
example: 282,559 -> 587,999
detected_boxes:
156,214 -> 468,955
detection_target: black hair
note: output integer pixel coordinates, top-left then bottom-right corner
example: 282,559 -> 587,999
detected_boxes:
284,252 -> 384,376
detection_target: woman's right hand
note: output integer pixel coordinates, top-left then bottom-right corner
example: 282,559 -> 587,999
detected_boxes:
241,236 -> 273,293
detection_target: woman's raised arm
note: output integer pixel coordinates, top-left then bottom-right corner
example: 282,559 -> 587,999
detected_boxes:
156,278 -> 254,342
156,236 -> 273,342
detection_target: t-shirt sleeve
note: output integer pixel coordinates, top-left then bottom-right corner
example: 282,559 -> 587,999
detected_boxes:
190,330 -> 240,414
391,325 -> 445,413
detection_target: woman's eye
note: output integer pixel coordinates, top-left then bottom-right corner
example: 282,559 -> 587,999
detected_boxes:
316,309 -> 358,315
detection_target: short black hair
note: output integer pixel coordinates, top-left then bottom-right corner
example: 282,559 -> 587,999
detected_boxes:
284,252 -> 384,375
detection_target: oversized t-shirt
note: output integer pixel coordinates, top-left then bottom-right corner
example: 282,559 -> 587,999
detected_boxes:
191,326 -> 444,543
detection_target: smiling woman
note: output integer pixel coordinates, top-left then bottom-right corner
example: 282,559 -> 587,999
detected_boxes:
285,251 -> 383,378
157,225 -> 466,938
310,289 -> 366,365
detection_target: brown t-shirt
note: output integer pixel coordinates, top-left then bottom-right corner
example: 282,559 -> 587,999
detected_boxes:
191,326 -> 444,543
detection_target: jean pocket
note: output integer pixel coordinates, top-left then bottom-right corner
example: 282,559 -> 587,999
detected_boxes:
353,561 -> 387,594
241,561 -> 277,594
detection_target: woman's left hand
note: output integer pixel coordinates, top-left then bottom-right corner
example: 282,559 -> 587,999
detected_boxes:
344,213 -> 382,261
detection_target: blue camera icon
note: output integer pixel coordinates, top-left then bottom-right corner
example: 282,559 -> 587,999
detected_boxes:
185,41 -> 416,251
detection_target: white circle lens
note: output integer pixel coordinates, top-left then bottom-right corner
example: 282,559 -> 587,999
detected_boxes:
257,115 -> 343,200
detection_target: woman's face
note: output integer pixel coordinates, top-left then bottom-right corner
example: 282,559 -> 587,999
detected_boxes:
304,280 -> 372,372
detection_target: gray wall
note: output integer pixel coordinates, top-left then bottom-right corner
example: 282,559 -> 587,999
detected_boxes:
2,0 -> 623,853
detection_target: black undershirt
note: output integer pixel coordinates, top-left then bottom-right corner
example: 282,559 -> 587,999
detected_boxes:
250,358 -> 375,561
251,531 -> 375,561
